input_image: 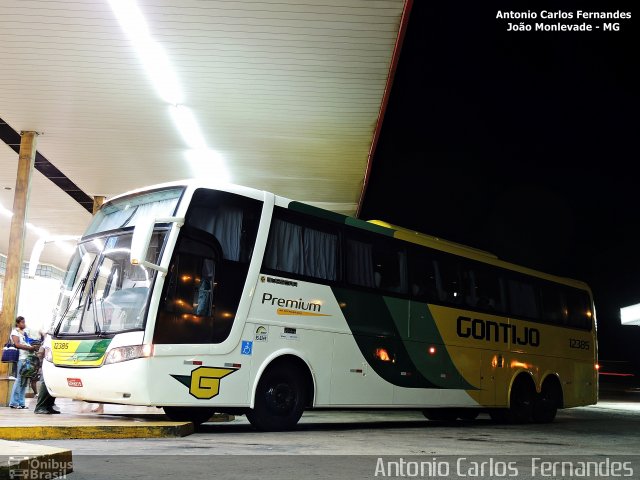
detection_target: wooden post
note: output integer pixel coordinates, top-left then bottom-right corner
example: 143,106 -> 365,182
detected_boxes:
92,196 -> 105,215
0,131 -> 38,406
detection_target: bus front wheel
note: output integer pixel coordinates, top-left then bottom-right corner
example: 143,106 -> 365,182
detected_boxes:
163,406 -> 216,425
246,365 -> 306,431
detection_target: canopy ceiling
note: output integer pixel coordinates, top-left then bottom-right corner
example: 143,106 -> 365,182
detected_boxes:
0,0 -> 406,269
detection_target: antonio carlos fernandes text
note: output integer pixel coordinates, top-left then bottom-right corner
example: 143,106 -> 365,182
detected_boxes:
374,458 -> 634,477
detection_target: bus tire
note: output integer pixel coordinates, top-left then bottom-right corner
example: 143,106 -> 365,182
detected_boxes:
246,364 -> 306,431
422,408 -> 458,422
508,376 -> 535,424
458,409 -> 480,421
532,380 -> 561,423
163,406 -> 216,425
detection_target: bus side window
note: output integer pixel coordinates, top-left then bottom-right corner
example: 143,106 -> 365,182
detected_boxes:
155,228 -> 226,344
566,290 -> 591,330
263,214 -> 339,281
166,254 -> 215,317
539,284 -> 567,325
371,240 -> 408,295
435,259 -> 463,305
471,267 -> 506,313
345,238 -> 375,288
408,249 -> 438,302
507,278 -> 540,319
186,189 -> 261,263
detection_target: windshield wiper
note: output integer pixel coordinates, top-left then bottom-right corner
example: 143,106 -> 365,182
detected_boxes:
85,271 -> 108,337
54,257 -> 97,336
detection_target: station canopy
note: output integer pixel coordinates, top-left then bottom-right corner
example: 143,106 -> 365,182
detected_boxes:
0,0 -> 406,269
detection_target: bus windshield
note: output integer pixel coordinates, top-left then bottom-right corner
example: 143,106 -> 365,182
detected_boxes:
55,187 -> 183,336
85,187 -> 183,236
56,228 -> 168,335
56,230 -> 167,336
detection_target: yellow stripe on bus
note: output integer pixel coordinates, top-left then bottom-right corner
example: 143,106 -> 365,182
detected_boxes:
276,308 -> 331,317
51,340 -> 107,367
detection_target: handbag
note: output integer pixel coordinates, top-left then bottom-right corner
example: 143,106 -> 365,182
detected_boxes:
19,352 -> 40,378
2,339 -> 19,363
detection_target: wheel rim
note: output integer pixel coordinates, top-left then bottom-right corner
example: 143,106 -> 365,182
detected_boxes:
514,388 -> 533,410
265,382 -> 296,414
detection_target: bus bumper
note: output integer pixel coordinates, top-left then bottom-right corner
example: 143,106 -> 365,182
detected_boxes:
43,358 -> 152,405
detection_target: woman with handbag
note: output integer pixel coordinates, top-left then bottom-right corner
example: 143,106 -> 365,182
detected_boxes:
8,316 -> 38,409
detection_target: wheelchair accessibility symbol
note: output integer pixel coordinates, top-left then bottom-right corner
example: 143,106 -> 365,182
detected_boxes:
241,340 -> 253,356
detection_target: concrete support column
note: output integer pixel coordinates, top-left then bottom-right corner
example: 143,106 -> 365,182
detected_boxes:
0,131 -> 38,405
92,196 -> 105,215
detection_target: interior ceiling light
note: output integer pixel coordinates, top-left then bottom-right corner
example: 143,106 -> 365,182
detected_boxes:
107,0 -> 182,104
108,0 -> 230,182
185,150 -> 230,183
170,105 -> 207,150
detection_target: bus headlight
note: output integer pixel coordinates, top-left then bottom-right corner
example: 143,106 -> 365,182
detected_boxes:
44,346 -> 53,363
103,344 -> 153,365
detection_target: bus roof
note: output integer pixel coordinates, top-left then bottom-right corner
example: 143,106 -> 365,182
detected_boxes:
103,180 -> 591,293
369,220 -> 591,292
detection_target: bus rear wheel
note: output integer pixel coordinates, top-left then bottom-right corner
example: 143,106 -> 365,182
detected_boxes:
246,365 -> 306,431
532,381 -> 561,423
490,377 -> 535,424
506,377 -> 535,424
163,406 -> 216,425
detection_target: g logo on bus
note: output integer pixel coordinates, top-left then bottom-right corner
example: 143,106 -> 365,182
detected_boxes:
171,366 -> 237,400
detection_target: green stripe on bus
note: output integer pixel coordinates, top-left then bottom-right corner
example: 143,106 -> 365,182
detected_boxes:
288,201 -> 394,236
74,339 -> 111,355
332,286 -> 438,389
288,201 -> 348,224
344,217 -> 395,236
384,298 -> 476,390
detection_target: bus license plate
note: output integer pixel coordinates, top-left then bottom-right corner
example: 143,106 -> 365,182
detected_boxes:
67,378 -> 83,387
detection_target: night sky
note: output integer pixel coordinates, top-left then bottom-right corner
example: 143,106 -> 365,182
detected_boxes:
360,1 -> 640,370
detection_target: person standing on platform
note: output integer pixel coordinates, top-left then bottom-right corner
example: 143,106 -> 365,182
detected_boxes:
8,316 -> 38,409
34,336 -> 60,414
24,329 -> 44,398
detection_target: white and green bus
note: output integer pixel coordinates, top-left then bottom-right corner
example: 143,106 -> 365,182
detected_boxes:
44,181 -> 598,430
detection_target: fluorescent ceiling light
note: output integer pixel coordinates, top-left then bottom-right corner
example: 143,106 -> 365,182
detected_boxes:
621,303 -> 640,325
108,0 -> 182,104
108,0 -> 231,182
140,42 -> 183,105
185,149 -> 230,183
170,105 -> 208,150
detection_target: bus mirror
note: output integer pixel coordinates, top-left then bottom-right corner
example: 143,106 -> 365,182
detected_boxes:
130,216 -> 185,273
130,217 -> 155,268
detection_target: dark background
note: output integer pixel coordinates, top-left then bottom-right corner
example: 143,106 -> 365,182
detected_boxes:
360,1 -> 640,372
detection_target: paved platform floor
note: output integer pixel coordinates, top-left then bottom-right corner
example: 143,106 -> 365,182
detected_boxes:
0,383 -> 638,479
0,397 -> 194,440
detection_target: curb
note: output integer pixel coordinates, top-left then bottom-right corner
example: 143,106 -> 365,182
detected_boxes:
0,421 -> 194,440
